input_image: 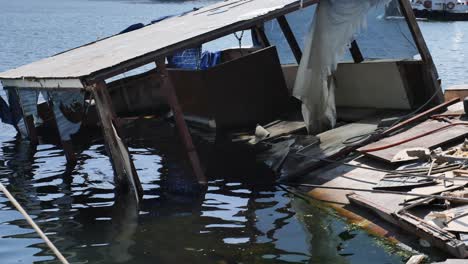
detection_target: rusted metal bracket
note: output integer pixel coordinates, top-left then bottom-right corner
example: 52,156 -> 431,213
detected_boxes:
155,58 -> 207,185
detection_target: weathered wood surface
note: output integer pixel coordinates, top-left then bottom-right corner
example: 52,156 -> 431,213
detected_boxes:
91,82 -> 143,201
0,0 -> 319,83
358,119 -> 468,163
277,15 -> 302,63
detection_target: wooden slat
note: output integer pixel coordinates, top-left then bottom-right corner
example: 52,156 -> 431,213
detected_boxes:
398,0 -> 444,104
349,40 -> 364,63
359,119 -> 468,163
252,25 -> 271,47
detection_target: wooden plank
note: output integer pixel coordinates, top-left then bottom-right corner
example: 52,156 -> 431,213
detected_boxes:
155,59 -> 207,185
349,193 -> 468,258
398,0 -> 444,105
90,81 -> 143,202
359,119 -> 468,163
252,25 -> 271,47
349,40 -> 364,63
0,0 -> 319,83
276,15 -> 302,63
1,78 -> 83,89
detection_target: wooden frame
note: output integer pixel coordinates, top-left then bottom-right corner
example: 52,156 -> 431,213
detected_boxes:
155,58 -> 207,185
90,81 -> 143,202
398,0 -> 444,105
277,15 -> 302,63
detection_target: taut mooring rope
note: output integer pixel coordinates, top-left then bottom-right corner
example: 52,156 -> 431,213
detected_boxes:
0,183 -> 69,264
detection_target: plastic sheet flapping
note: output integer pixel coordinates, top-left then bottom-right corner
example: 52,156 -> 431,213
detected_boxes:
0,88 -> 22,127
45,91 -> 84,141
293,0 -> 391,134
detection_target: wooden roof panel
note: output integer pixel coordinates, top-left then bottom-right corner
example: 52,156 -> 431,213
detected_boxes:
0,0 -> 315,83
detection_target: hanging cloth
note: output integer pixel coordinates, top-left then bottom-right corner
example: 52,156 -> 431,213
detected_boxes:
293,0 -> 390,134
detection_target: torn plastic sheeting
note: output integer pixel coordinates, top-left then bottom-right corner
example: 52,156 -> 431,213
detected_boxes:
293,0 -> 391,134
45,91 -> 85,141
0,88 -> 22,127
17,89 -> 42,127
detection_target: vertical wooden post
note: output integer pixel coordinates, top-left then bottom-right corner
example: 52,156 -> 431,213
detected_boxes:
13,88 -> 38,145
90,81 -> 143,202
277,15 -> 302,64
155,59 -> 207,185
398,0 -> 444,104
252,25 -> 271,47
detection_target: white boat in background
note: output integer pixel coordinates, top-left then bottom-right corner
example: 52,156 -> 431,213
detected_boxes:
411,0 -> 468,20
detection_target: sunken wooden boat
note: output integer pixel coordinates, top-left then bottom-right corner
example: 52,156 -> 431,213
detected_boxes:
2,0 -> 468,260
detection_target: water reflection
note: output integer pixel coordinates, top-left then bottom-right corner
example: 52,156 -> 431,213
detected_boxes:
0,127 -> 405,263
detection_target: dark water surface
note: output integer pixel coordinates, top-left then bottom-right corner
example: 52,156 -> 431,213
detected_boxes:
0,0 -> 466,263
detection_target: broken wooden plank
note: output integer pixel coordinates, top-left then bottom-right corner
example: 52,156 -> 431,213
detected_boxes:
90,81 -> 143,202
359,119 -> 468,163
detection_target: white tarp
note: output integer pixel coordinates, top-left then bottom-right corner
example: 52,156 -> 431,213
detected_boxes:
293,0 -> 390,134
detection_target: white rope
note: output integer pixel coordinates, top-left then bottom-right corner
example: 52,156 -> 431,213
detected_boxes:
0,183 -> 70,264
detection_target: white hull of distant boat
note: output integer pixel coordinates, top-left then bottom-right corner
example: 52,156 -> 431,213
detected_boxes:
411,0 -> 468,20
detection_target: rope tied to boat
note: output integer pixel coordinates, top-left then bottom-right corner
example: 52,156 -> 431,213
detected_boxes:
0,183 -> 69,264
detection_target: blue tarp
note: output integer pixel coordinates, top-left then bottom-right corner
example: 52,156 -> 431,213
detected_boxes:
200,51 -> 222,70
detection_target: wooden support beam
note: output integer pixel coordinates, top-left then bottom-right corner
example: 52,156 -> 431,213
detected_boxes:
24,114 -> 38,145
349,40 -> 364,63
277,15 -> 302,63
252,25 -> 271,47
61,140 -> 76,165
90,81 -> 143,202
398,0 -> 444,105
155,59 -> 207,185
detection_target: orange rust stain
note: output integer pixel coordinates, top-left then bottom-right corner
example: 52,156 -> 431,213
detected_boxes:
307,189 -> 399,244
